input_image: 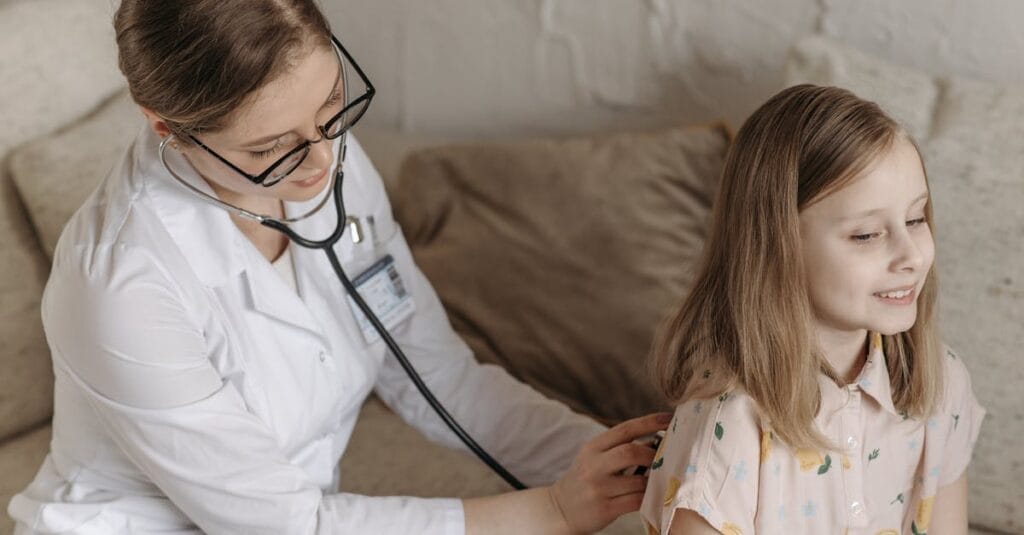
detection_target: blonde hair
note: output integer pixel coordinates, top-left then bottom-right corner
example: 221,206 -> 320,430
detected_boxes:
651,85 -> 942,450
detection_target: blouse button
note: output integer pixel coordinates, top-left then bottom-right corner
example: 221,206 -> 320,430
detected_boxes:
850,501 -> 864,516
318,351 -> 327,362
846,436 -> 859,449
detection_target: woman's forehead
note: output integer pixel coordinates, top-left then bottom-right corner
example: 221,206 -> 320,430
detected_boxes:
216,43 -> 340,144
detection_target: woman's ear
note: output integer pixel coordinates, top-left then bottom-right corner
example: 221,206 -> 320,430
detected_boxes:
139,106 -> 173,140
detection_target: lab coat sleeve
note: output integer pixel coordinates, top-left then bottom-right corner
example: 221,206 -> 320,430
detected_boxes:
42,243 -> 465,535
349,141 -> 607,488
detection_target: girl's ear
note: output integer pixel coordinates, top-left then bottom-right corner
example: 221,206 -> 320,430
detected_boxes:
139,106 -> 173,140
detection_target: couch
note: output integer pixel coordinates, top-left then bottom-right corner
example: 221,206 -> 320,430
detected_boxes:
1,1 -> 1020,534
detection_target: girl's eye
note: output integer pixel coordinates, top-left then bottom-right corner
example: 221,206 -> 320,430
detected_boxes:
907,217 -> 927,227
851,232 -> 881,243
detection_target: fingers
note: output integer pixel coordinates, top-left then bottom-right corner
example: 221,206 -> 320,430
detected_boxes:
602,474 -> 649,498
601,442 -> 657,474
589,412 -> 672,453
602,490 -> 646,519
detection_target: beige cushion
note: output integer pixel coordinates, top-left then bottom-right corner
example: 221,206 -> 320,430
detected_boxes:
923,77 -> 1024,533
393,124 -> 731,422
0,0 -> 121,158
0,424 -> 51,534
0,0 -> 122,442
10,91 -> 143,258
786,36 -> 1023,533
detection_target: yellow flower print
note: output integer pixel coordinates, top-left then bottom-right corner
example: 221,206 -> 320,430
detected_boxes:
870,332 -> 883,352
795,448 -> 824,472
875,530 -> 899,535
644,519 -> 659,535
842,455 -> 851,470
760,429 -> 773,463
651,433 -> 668,471
916,496 -> 935,531
663,476 -> 681,506
720,522 -> 743,535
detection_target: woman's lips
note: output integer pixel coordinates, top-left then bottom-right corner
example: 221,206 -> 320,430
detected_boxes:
294,168 -> 327,188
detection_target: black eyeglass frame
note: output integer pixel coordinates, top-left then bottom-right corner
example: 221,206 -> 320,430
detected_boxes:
187,35 -> 375,187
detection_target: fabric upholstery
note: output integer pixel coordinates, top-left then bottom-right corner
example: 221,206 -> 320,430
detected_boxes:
392,124 -> 731,422
10,91 -> 142,258
0,425 -> 51,534
0,0 -> 122,441
923,77 -> 1024,534
786,36 -> 1023,534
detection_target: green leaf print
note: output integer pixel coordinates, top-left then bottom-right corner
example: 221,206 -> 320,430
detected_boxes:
651,457 -> 664,470
817,454 -> 832,475
715,422 -> 724,440
891,493 -> 905,505
718,393 -> 730,403
953,414 -> 960,431
911,521 -> 925,535
868,449 -> 880,462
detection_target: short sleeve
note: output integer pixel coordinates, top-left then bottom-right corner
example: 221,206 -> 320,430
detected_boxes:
936,346 -> 986,487
640,392 -> 762,534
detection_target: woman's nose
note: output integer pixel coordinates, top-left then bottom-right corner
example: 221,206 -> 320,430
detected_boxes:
301,133 -> 334,172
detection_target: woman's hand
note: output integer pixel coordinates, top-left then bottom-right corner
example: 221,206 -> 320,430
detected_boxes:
550,412 -> 673,534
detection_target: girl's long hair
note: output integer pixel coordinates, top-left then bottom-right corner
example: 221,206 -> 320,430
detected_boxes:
651,85 -> 942,450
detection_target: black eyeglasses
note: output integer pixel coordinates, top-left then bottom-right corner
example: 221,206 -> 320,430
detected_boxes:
188,35 -> 374,187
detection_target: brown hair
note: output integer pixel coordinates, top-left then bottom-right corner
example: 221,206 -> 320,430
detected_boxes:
114,0 -> 332,139
650,84 -> 942,450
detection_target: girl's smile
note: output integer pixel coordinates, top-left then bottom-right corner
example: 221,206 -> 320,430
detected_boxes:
799,135 -> 934,373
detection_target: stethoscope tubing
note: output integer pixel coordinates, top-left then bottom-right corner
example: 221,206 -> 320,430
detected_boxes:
160,136 -> 527,490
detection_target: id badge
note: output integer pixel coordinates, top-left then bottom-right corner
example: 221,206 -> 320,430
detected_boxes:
346,254 -> 416,344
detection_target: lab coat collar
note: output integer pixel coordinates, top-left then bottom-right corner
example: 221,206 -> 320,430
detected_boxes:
136,127 -> 349,337
136,126 -> 247,289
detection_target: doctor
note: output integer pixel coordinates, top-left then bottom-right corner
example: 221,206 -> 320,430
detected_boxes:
7,1 -> 668,534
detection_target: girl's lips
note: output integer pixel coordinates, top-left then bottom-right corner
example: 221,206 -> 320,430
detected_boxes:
873,287 -> 916,306
294,168 -> 327,188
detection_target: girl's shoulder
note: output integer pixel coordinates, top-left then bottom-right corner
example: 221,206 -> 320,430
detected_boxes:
641,390 -> 765,533
666,389 -> 765,450
923,344 -> 986,488
938,345 -> 979,410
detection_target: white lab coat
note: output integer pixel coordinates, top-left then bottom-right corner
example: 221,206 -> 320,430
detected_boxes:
7,126 -> 605,534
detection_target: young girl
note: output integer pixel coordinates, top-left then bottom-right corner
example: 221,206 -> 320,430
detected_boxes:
640,85 -> 985,534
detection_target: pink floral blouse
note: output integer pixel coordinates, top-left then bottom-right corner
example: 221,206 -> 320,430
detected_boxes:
641,333 -> 985,535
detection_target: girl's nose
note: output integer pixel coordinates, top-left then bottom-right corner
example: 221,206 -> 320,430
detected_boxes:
891,228 -> 927,273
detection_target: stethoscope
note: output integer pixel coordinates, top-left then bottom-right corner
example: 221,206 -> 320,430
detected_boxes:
158,131 -> 528,491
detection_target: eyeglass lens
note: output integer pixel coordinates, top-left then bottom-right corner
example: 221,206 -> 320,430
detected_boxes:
263,96 -> 371,186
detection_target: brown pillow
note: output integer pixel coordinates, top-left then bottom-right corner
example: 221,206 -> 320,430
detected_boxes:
393,124 -> 731,422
